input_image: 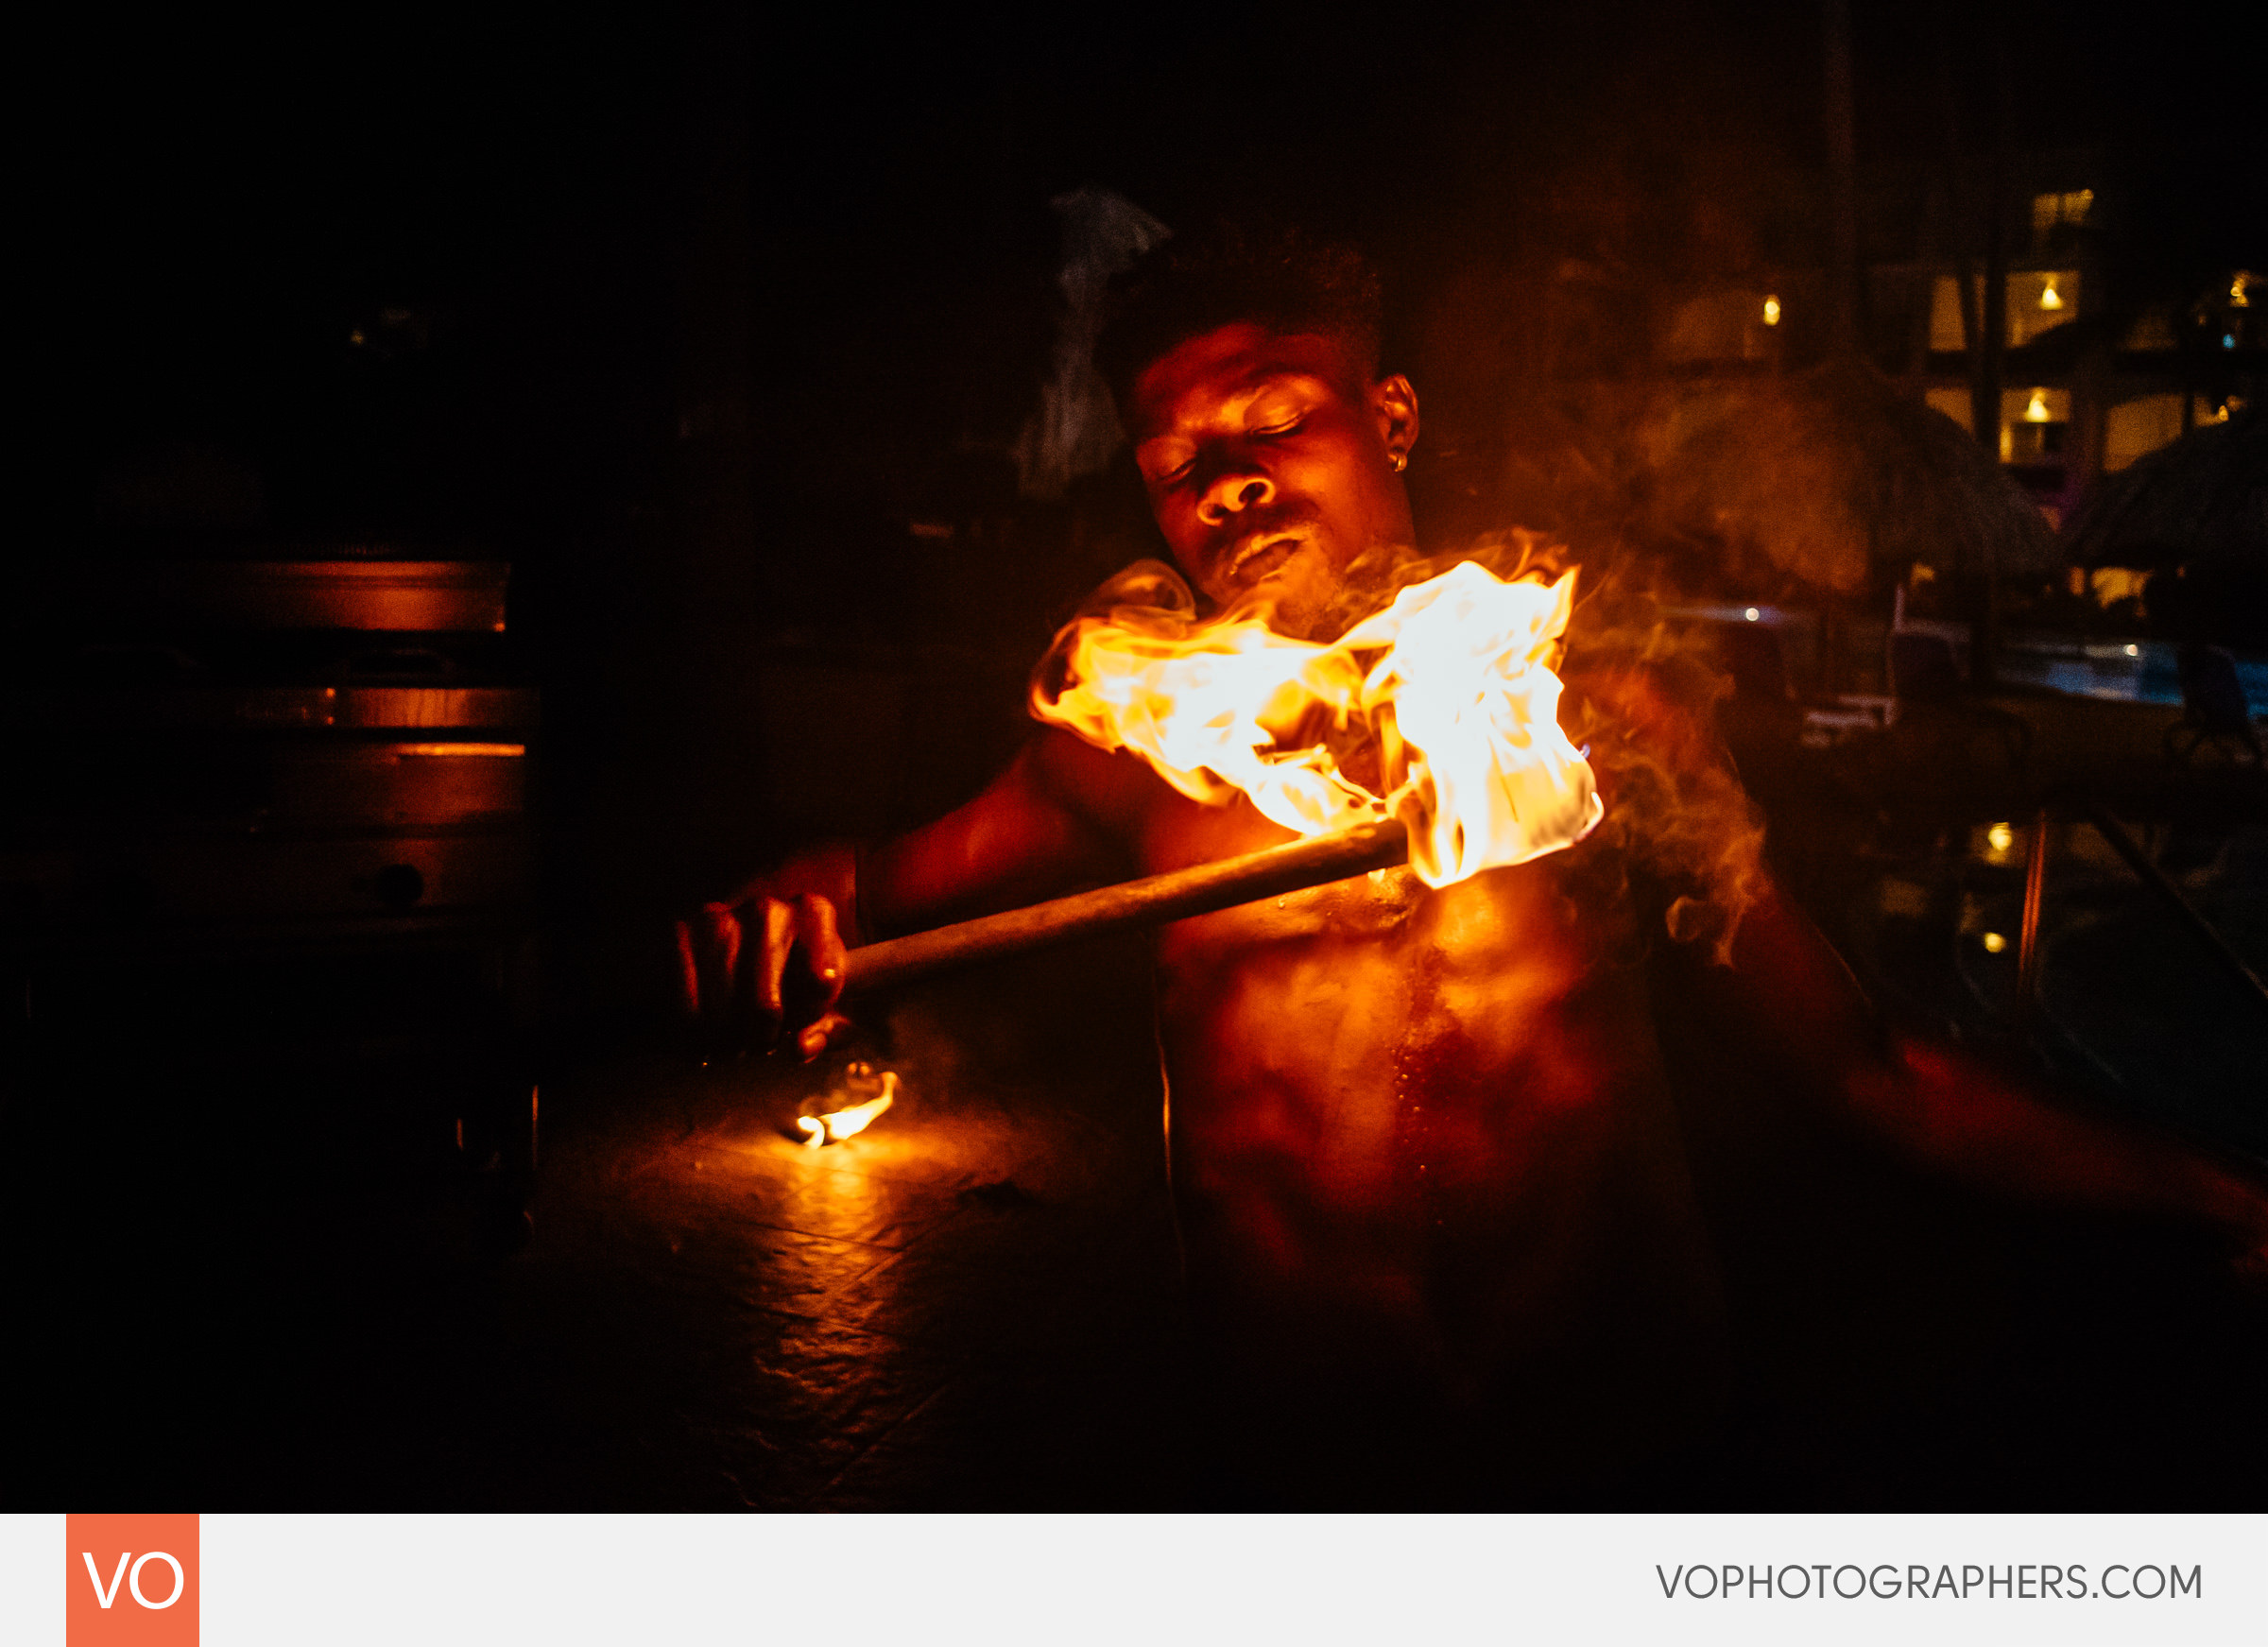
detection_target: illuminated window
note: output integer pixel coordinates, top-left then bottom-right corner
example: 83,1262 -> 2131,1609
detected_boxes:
1932,271 -> 2080,349
2104,393 -> 2242,470
2095,397 -> 2186,473
2000,386 -> 2069,463
2030,189 -> 2093,248
2008,272 -> 2080,346
2088,567 -> 2148,608
1930,277 -> 1972,352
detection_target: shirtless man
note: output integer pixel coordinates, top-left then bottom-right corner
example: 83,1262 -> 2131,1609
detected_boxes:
679,233 -> 2268,1506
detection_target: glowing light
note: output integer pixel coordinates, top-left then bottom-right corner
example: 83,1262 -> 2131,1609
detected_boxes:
2233,274 -> 2252,309
2038,278 -> 2063,312
1744,607 -> 1761,622
797,1067 -> 899,1147
2123,643 -> 2139,657
2090,567 -> 2148,607
1987,822 -> 2015,853
2022,388 -> 2052,422
1982,932 -> 2008,953
1761,295 -> 1781,327
798,1089 -> 894,1147
1034,561 -> 1601,889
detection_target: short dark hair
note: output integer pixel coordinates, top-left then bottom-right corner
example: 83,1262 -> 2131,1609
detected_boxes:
1095,223 -> 1385,415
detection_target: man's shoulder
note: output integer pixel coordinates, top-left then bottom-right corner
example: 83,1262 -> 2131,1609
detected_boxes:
1018,724 -> 1173,840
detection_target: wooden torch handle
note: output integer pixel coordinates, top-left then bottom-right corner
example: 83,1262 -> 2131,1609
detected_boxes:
841,818 -> 1410,995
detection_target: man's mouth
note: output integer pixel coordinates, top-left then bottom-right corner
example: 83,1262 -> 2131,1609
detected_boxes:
1224,534 -> 1305,588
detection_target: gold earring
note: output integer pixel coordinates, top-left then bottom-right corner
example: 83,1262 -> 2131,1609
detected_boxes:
1390,451 -> 1408,473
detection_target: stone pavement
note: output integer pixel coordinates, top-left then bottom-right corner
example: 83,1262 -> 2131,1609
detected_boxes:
491,1009 -> 1193,1511
10,934 -> 1194,1511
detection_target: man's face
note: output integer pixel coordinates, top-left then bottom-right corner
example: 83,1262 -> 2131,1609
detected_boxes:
1128,323 -> 1418,627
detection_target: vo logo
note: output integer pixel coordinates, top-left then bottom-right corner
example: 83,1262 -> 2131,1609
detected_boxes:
66,1515 -> 198,1646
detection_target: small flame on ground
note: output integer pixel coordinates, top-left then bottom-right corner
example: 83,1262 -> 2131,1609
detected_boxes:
798,1068 -> 900,1148
1034,560 -> 1602,887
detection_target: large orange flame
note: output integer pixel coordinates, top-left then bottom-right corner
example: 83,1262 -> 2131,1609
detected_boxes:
1033,561 -> 1602,886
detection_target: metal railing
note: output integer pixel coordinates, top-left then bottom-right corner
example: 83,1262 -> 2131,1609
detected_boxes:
2015,801 -> 2268,1021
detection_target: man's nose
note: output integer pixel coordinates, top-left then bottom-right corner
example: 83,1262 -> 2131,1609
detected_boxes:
1195,458 -> 1274,525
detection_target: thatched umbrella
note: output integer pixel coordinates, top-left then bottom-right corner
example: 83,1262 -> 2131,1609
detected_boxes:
1642,359 -> 2061,592
2063,407 -> 2268,650
2063,406 -> 2266,572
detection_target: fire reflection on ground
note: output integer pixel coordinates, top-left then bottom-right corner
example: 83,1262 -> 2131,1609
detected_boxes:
488,957 -> 1187,1509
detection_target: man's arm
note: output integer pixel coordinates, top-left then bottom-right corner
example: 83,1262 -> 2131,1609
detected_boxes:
1573,651 -> 2268,1265
677,727 -> 1150,1056
1694,876 -> 2268,1266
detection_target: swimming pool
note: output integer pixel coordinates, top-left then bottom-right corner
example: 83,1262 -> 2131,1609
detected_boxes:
1995,635 -> 2268,716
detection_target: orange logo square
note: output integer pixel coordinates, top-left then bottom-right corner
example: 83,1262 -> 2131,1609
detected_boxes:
66,1515 -> 198,1646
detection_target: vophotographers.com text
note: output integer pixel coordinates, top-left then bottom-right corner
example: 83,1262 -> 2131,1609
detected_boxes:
1655,1562 -> 2203,1602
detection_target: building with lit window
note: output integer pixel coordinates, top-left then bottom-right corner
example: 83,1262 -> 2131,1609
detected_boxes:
1908,172 -> 2257,528
1645,162 -> 2258,536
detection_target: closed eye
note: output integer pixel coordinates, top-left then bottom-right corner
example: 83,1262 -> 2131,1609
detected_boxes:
1142,450 -> 1194,489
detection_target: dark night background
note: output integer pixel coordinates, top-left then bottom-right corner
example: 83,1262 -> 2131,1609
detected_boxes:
27,3 -> 2264,993
9,2 -> 2265,1509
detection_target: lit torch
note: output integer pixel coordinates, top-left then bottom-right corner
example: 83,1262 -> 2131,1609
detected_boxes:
841,560 -> 1602,994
